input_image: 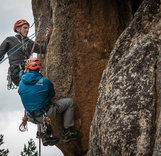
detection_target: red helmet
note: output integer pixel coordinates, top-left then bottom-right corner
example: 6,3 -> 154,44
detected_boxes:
25,57 -> 42,70
14,19 -> 30,32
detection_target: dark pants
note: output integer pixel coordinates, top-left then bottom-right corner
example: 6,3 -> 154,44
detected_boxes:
10,61 -> 25,86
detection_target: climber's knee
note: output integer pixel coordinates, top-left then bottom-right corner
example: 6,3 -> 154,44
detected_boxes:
47,104 -> 57,119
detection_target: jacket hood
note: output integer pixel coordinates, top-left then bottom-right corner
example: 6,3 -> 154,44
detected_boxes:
21,71 -> 42,85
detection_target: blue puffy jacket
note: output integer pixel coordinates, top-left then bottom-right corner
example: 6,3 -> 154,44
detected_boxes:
18,71 -> 55,112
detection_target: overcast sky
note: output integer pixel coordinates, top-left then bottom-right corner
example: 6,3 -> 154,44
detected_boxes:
0,0 -> 63,155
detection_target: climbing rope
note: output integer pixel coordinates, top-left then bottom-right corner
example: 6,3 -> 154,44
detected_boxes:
38,124 -> 41,156
0,23 -> 50,65
19,111 -> 51,156
29,21 -> 35,29
30,17 -> 42,56
19,121 -> 41,156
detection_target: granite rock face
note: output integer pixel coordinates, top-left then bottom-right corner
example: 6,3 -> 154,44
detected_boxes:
88,0 -> 161,155
30,0 -> 157,155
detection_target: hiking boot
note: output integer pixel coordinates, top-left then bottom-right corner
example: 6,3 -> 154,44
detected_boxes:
42,136 -> 59,146
62,128 -> 79,143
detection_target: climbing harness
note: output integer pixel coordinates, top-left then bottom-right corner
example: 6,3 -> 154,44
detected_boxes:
19,110 -> 48,132
15,35 -> 28,53
18,64 -> 24,79
19,110 -> 50,156
19,113 -> 42,156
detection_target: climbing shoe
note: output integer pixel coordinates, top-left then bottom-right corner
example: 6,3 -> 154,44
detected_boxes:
62,128 -> 79,143
42,136 -> 59,146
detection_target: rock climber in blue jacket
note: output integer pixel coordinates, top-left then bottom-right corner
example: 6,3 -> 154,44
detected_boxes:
18,57 -> 79,146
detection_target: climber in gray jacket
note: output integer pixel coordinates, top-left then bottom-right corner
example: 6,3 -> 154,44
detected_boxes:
0,19 -> 51,88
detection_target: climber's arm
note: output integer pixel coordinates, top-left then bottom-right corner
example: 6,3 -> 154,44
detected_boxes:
33,27 -> 52,54
0,38 -> 9,61
44,78 -> 55,98
48,80 -> 55,98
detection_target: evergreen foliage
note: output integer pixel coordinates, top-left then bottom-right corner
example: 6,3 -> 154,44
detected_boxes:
21,138 -> 38,156
0,135 -> 9,156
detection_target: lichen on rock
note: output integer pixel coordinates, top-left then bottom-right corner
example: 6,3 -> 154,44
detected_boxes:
88,0 -> 161,155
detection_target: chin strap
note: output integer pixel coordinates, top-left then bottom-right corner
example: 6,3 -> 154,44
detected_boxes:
17,31 -> 26,39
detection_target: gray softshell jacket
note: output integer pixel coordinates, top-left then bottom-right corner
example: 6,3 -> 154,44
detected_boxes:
0,34 -> 46,64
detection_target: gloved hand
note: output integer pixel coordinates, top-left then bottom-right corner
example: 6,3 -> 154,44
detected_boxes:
45,26 -> 52,39
45,116 -> 51,125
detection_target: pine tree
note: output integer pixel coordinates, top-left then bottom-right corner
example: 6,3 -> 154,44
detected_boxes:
21,138 -> 38,156
0,135 -> 9,156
